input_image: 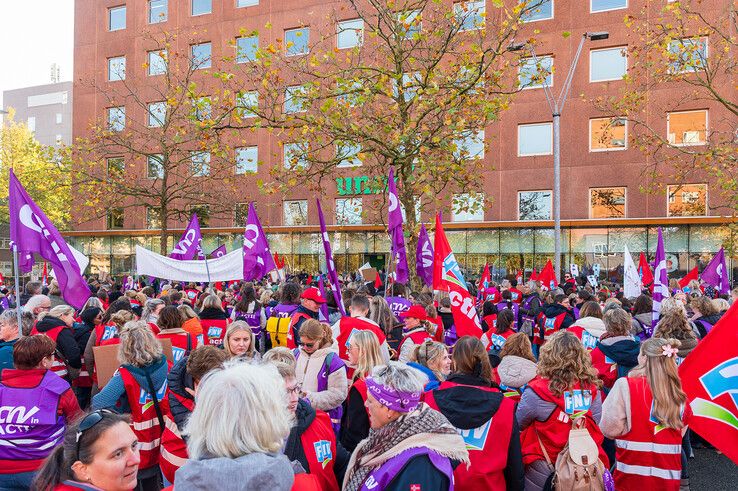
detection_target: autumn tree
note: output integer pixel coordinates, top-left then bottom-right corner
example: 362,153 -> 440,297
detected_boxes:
71,31 -> 242,254
0,110 -> 71,226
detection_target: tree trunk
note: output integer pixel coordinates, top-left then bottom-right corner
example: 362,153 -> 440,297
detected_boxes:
159,205 -> 168,255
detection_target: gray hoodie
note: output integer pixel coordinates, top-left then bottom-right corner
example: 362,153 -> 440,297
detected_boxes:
174,452 -> 295,491
497,355 -> 538,389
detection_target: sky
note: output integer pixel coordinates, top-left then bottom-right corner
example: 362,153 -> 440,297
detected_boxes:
0,0 -> 74,110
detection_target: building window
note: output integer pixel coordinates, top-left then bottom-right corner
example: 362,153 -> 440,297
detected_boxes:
336,198 -> 363,225
148,50 -> 167,76
336,142 -> 362,167
149,0 -> 167,23
235,146 -> 258,174
518,190 -> 552,220
191,152 -> 211,176
454,1 -> 486,31
56,113 -> 62,124
236,35 -> 259,63
147,155 -> 164,179
284,85 -> 308,114
667,109 -> 707,146
337,19 -> 364,49
237,91 -> 258,118
521,0 -> 553,22
192,97 -> 211,122
590,47 -> 627,82
146,207 -> 161,229
397,10 -> 421,39
191,0 -> 211,16
234,203 -> 249,225
108,106 -> 125,132
518,122 -> 553,156
285,27 -> 309,56
519,55 -> 553,89
284,142 -> 308,169
589,117 -> 627,151
108,56 -> 126,81
189,205 -> 210,227
453,130 -> 485,160
667,184 -> 707,217
55,135 -> 63,145
237,0 -> 259,6
108,5 -> 126,31
393,72 -> 421,102
668,37 -> 708,74
147,102 -> 166,127
591,0 -> 627,13
590,187 -> 626,218
452,193 -> 485,222
107,208 -> 124,229
27,117 -> 35,133
284,200 -> 308,226
336,80 -> 363,107
191,42 -> 212,69
107,157 -> 125,177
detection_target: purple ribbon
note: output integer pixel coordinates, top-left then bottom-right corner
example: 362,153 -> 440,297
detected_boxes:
365,377 -> 421,413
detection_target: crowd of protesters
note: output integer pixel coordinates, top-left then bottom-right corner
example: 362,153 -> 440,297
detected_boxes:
0,271 -> 735,491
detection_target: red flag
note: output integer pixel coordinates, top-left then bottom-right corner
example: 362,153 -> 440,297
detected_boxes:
273,252 -> 286,269
374,272 -> 383,289
306,274 -> 313,285
530,268 -> 538,281
638,252 -> 654,292
0,272 -> 4,285
42,261 -> 48,287
433,213 -> 482,338
538,260 -> 558,291
678,266 -> 699,289
679,302 -> 738,464
477,263 -> 491,293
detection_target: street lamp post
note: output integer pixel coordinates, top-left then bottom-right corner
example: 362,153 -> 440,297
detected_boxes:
511,32 -> 609,281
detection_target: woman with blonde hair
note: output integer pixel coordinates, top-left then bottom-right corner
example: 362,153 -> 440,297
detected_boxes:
223,320 -> 262,361
92,320 -> 169,490
295,319 -> 348,433
601,337 -> 691,490
408,340 -> 451,391
178,303 -> 203,337
517,330 -> 608,491
654,308 -> 699,364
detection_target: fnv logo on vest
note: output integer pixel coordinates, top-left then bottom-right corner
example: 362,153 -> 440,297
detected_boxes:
581,331 -> 598,350
138,380 -> 168,411
313,440 -> 333,468
564,390 -> 592,415
101,325 -> 117,341
458,418 -> 492,451
171,347 -> 185,363
0,405 -> 40,434
208,327 -> 223,340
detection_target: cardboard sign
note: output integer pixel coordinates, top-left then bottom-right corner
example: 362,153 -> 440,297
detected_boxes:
360,267 -> 379,281
94,338 -> 173,387
569,264 -> 579,277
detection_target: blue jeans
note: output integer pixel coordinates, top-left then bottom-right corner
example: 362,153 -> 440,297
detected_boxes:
0,471 -> 35,491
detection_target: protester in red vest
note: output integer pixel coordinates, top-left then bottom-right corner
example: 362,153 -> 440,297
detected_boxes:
568,301 -> 606,351
423,336 -> 524,490
481,308 -> 516,358
533,293 -> 575,346
0,335 -> 82,489
331,294 -> 390,368
495,333 -> 538,403
509,279 -> 524,304
92,321 -> 170,490
601,337 -> 692,490
589,308 -> 640,392
286,287 -> 323,349
84,310 -> 135,397
31,305 -> 82,381
199,294 -> 230,346
517,331 -> 608,491
33,410 -> 140,491
156,306 -> 199,364
397,305 -> 434,362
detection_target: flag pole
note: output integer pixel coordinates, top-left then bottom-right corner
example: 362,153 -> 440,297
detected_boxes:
12,244 -> 23,337
201,241 -> 212,284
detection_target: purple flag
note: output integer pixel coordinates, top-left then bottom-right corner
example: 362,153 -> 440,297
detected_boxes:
8,169 -> 91,309
318,276 -> 330,322
651,227 -> 670,334
170,214 -> 203,260
317,200 -> 346,316
210,244 -> 227,259
701,248 -> 730,295
242,203 -> 276,281
0,297 -> 9,311
387,167 -> 409,284
416,224 -> 434,287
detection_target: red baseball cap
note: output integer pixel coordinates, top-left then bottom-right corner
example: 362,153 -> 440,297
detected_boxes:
301,287 -> 326,304
399,304 -> 430,321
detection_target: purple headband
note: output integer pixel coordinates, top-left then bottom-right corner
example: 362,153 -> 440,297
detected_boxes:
365,377 -> 421,413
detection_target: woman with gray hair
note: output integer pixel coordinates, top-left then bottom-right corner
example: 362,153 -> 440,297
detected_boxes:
342,362 -> 468,491
92,320 -> 169,490
141,297 -> 166,326
175,361 -> 306,490
30,304 -> 82,380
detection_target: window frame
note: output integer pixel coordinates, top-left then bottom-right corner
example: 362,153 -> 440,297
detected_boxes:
666,109 -> 708,147
285,27 -> 310,56
517,122 -> 553,156
108,5 -> 126,31
236,34 -> 259,63
451,192 -> 485,222
335,197 -> 363,225
588,117 -> 628,152
337,19 -> 364,49
148,0 -> 168,24
521,0 -> 554,23
237,90 -> 259,118
146,154 -> 165,179
666,183 -> 708,217
518,55 -> 554,90
284,84 -> 309,114
107,56 -> 126,82
336,142 -> 363,168
191,42 -> 212,69
236,0 -> 259,7
454,1 -> 486,31
284,142 -> 309,169
147,101 -> 167,128
517,190 -> 553,221
191,151 -> 211,177
668,37 -> 709,74
191,0 -> 212,16
107,106 -> 126,132
589,187 -> 627,219
147,50 -> 167,76
590,0 -> 628,14
283,200 -> 309,226
106,208 -> 125,230
453,130 -> 485,160
235,145 -> 258,174
397,10 -> 422,39
589,46 -> 628,82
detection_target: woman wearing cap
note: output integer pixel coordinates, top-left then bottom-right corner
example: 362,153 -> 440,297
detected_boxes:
287,287 -> 324,349
397,305 -> 434,363
343,362 -> 469,491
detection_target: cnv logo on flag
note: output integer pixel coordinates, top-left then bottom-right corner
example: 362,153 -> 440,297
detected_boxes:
138,380 -> 168,411
458,419 -> 492,451
313,440 -> 332,468
692,357 -> 738,431
564,390 -> 592,415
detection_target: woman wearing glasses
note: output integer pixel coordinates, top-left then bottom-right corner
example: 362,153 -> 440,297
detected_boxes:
34,410 -> 140,491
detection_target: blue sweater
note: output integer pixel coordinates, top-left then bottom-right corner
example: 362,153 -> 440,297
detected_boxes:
407,362 -> 442,391
0,338 -> 17,371
92,356 -> 169,411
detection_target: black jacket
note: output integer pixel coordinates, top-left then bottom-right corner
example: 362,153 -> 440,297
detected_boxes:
291,306 -> 318,346
693,313 -> 723,339
385,454 -> 452,491
198,307 -> 228,321
519,293 -> 542,324
285,399 -> 349,484
540,303 -> 576,331
597,338 -> 641,372
73,308 -> 101,355
35,315 -> 82,369
428,372 -> 525,491
340,384 -> 370,453
167,355 -> 195,431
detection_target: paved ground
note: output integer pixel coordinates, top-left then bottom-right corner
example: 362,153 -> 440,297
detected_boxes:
690,447 -> 738,490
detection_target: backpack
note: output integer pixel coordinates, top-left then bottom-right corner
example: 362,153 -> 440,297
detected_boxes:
538,417 -> 608,491
265,316 -> 292,348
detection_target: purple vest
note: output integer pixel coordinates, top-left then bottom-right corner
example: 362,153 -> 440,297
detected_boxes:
235,309 -> 261,335
272,303 -> 299,319
0,371 -> 69,461
573,306 -> 581,320
358,447 -> 455,491
444,324 -> 458,348
495,302 -> 520,326
521,295 -> 538,324
296,351 -> 345,434
386,297 -> 412,322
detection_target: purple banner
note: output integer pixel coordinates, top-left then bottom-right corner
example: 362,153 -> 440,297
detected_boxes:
651,227 -> 669,335
701,248 -> 730,295
170,214 -> 203,260
387,167 -> 409,284
210,244 -> 227,259
8,170 -> 90,309
242,202 -> 276,281
317,200 -> 346,316
415,224 -> 434,287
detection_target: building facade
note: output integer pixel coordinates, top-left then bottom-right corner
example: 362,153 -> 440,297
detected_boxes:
69,0 -> 736,282
2,81 -> 73,147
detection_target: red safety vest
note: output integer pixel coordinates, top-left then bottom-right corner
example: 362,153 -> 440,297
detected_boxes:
286,312 -> 311,349
350,378 -> 371,421
520,377 -> 608,467
482,314 -> 497,332
156,331 -> 196,364
397,328 -> 432,355
533,312 -> 566,345
568,326 -> 599,351
201,318 -> 230,347
335,317 -> 386,362
119,365 -> 170,470
95,324 -> 119,346
425,381 -> 514,490
614,377 -> 689,491
481,329 -> 515,352
509,288 -> 523,304
589,347 -> 618,390
300,410 -> 339,491
30,324 -> 69,378
160,391 -> 195,483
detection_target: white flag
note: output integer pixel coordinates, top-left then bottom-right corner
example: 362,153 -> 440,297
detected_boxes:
622,244 -> 641,299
